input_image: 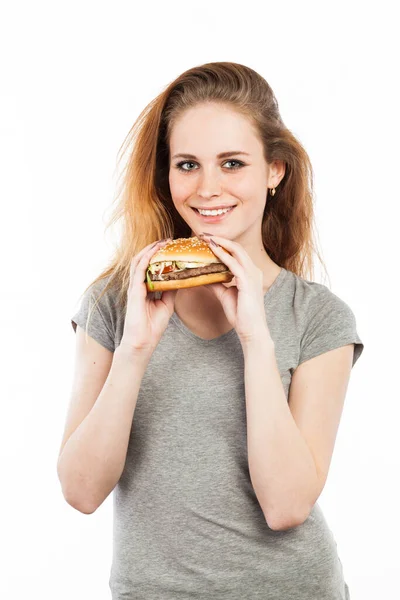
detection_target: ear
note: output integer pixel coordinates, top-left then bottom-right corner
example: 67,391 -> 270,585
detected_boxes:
268,159 -> 286,187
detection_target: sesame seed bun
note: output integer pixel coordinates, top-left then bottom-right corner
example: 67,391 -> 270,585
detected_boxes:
149,236 -> 223,264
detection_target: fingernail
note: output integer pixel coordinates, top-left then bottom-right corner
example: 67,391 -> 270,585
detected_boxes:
153,238 -> 171,246
199,232 -> 213,237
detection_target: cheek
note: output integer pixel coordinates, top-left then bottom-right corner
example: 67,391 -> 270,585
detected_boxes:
169,172 -> 192,204
235,172 -> 266,201
228,171 -> 258,196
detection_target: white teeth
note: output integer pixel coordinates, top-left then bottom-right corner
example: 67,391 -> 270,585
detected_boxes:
197,207 -> 234,216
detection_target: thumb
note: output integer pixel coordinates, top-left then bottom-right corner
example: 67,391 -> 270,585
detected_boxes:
206,282 -> 225,300
160,289 -> 178,313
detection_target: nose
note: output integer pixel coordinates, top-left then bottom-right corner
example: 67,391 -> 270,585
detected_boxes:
196,167 -> 222,199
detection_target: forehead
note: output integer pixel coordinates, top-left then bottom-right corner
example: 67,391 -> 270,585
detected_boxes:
169,103 -> 259,154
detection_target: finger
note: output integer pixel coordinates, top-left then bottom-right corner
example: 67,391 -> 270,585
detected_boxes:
132,240 -> 173,290
203,238 -> 245,280
205,282 -> 226,301
130,239 -> 171,269
158,288 -> 178,312
200,235 -> 249,269
129,239 -> 171,282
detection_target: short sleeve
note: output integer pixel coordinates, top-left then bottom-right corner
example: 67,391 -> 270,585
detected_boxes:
299,294 -> 364,368
71,281 -> 115,353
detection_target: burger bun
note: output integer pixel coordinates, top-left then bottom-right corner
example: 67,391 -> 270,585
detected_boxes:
146,270 -> 234,292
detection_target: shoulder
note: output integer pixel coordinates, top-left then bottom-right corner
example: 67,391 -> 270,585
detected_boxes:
75,274 -> 122,333
84,274 -> 121,312
288,270 -> 355,324
88,274 -> 118,297
285,270 -> 364,367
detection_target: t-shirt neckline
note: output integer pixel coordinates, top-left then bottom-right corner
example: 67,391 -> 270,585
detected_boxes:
170,267 -> 288,344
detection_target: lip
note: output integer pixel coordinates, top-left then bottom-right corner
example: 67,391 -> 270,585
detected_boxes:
191,205 -> 237,210
191,205 -> 236,223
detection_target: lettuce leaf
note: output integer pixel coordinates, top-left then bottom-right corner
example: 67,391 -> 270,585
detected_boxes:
146,268 -> 154,291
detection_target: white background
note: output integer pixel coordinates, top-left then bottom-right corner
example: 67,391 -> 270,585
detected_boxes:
1,0 -> 399,598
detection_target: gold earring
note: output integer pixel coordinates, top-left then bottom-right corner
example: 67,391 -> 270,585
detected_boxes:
269,187 -> 276,196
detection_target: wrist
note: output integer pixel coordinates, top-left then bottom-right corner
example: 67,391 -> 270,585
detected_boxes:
114,342 -> 154,364
241,329 -> 275,355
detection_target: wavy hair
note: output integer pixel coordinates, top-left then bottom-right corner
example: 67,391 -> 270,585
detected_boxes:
78,61 -> 329,338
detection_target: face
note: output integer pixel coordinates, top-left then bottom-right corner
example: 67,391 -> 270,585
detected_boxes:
168,102 -> 284,245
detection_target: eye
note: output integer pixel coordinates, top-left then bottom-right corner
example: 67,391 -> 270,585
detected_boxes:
176,161 -> 197,172
175,159 -> 245,173
223,160 -> 243,169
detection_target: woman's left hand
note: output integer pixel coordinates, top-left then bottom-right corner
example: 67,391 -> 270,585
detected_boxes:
199,234 -> 273,346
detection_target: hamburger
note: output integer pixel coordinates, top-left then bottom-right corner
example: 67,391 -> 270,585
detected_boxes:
145,236 -> 234,291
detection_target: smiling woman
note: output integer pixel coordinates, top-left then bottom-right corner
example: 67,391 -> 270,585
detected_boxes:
64,61 -> 364,600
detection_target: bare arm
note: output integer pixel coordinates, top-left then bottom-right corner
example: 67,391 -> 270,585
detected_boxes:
243,334 -> 319,531
57,345 -> 151,514
243,331 -> 354,532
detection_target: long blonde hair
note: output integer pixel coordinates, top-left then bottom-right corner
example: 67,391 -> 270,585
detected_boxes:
79,61 -> 328,335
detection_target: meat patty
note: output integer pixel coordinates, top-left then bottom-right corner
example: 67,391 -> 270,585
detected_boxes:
149,262 -> 229,281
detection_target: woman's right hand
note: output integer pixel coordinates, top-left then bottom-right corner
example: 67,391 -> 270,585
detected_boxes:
118,239 -> 178,355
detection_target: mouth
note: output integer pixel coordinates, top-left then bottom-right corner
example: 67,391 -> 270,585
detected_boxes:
191,205 -> 237,223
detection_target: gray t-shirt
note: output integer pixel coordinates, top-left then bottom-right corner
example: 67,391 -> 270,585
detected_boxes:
71,266 -> 364,599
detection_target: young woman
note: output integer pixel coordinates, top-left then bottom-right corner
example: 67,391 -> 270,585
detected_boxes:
58,62 -> 364,599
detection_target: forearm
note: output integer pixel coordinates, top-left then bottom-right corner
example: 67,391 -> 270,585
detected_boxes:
57,346 -> 150,513
243,333 -> 319,530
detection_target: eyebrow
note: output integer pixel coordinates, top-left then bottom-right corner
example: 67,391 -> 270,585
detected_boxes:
171,151 -> 251,160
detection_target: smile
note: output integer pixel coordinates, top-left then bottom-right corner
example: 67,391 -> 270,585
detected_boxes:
191,205 -> 236,222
